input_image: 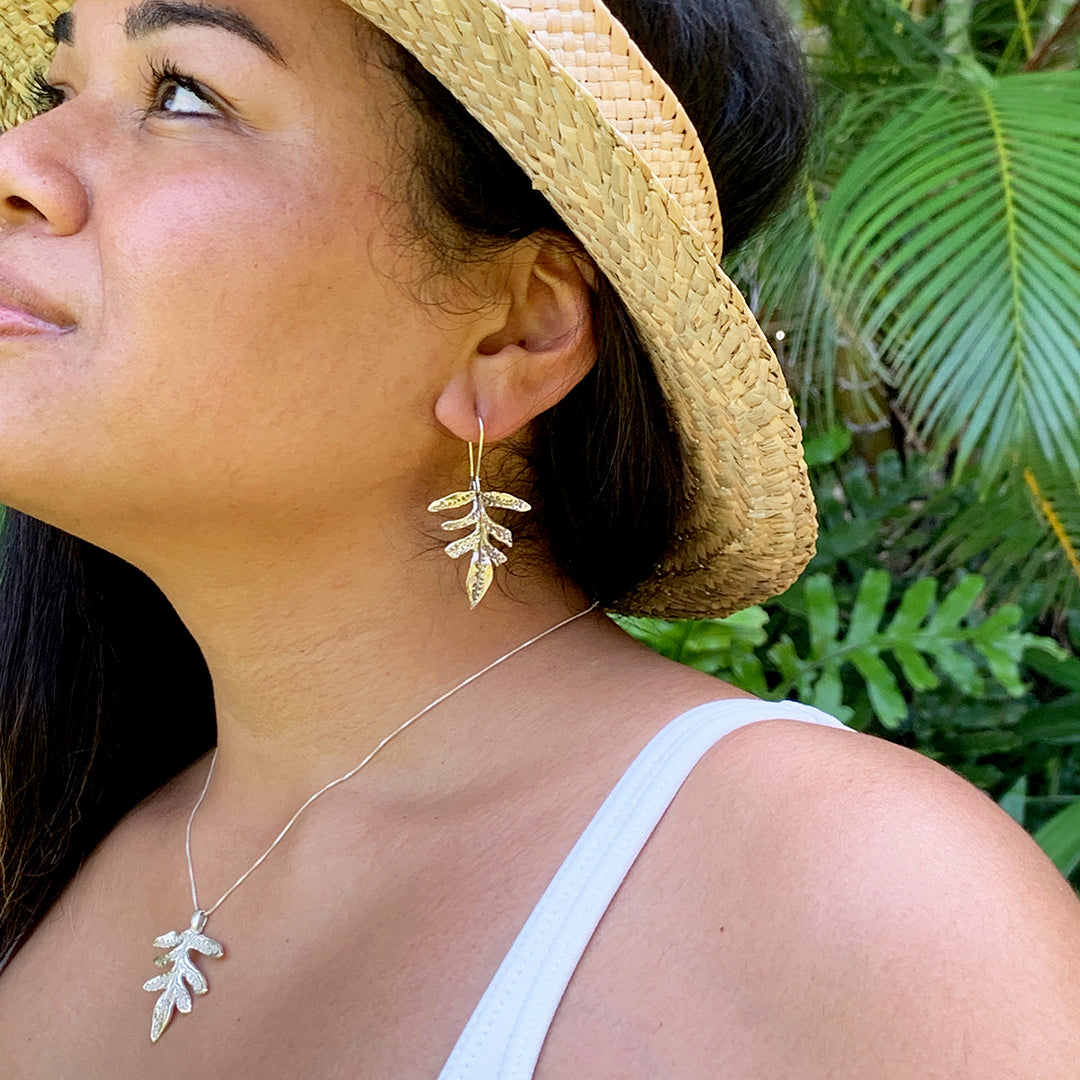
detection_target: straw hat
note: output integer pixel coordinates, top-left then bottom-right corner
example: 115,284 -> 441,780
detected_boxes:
0,0 -> 816,620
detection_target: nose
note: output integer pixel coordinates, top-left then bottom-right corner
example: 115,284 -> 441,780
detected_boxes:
0,113 -> 90,236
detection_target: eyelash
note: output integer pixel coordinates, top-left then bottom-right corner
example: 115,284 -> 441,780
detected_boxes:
26,57 -> 221,121
26,69 -> 65,117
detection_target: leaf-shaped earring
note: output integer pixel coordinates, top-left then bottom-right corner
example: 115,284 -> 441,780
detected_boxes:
428,417 -> 531,609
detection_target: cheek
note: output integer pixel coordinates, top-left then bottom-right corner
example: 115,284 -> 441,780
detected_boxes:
106,167 -> 349,380
90,163 -> 434,496
0,153 -> 442,536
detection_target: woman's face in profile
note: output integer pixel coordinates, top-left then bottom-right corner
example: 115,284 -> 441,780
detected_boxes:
0,0 -> 467,558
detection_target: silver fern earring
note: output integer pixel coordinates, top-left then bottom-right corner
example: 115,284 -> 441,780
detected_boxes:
428,417 -> 531,608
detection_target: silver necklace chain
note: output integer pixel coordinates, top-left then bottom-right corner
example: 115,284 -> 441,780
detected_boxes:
184,602 -> 600,919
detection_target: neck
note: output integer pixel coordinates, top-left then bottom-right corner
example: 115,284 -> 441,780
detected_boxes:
126,511 -> 597,816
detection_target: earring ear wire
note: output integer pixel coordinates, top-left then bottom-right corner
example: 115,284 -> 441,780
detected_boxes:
428,417 -> 532,609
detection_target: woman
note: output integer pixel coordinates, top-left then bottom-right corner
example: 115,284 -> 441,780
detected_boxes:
0,0 -> 1077,1074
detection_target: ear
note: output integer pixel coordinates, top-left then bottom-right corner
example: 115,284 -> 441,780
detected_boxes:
434,237 -> 597,443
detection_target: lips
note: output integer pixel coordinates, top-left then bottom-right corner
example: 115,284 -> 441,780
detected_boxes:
0,264 -> 76,332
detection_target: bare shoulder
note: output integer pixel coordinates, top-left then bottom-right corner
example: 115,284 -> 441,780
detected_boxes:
656,716 -> 1080,1077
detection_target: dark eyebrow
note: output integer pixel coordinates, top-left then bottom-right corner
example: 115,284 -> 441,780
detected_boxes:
51,2 -> 286,66
51,10 -> 73,45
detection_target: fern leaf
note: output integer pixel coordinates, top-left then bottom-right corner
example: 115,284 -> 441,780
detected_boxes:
888,577 -> 938,638
805,575 -> 839,658
481,491 -> 532,512
144,923 -> 224,1042
466,550 -> 494,609
440,509 -> 480,532
1034,799 -> 1080,878
844,569 -> 891,645
444,535 -> 476,560
892,644 -> 940,692
429,480 -> 530,607
849,646 -> 907,727
427,490 -> 474,512
621,570 -> 1058,732
925,574 -> 983,633
486,519 -> 513,547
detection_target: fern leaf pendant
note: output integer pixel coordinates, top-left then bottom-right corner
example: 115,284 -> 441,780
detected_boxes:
427,421 -> 530,608
143,910 -> 224,1042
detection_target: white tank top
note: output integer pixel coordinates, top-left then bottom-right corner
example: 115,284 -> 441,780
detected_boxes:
437,697 -> 850,1079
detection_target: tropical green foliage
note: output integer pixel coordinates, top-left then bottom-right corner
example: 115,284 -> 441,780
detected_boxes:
615,559 -> 1080,881
618,455 -> 1080,884
737,0 -> 1080,609
822,74 -> 1080,477
617,589 -> 1080,883
701,0 -> 1080,880
618,570 -> 1059,730
1035,798 -> 1080,878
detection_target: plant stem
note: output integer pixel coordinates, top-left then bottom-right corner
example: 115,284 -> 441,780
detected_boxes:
1025,0 -> 1080,68
1024,469 -> 1080,584
943,0 -> 974,58
1014,0 -> 1035,56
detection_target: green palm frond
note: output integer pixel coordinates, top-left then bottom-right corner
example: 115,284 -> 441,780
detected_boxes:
733,182 -> 841,423
821,72 -> 1080,479
910,454 -> 1080,613
1034,797 -> 1080,877
1022,460 -> 1080,587
1026,0 -> 1080,71
802,0 -> 950,84
971,0 -> 1035,69
733,92 -> 901,429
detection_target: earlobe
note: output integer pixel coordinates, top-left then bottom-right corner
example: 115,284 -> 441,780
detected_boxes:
435,238 -> 596,444
434,374 -> 485,444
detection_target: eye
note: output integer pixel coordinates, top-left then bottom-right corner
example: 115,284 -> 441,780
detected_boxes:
156,79 -> 218,116
21,59 -> 225,122
142,58 -> 224,119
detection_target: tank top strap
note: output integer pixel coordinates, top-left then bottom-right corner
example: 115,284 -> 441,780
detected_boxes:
437,697 -> 850,1080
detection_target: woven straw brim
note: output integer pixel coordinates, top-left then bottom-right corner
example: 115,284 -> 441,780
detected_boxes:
0,0 -> 816,620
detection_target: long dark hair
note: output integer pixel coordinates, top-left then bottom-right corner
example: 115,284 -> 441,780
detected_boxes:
0,0 -> 811,969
